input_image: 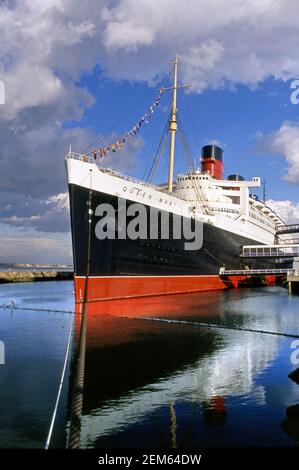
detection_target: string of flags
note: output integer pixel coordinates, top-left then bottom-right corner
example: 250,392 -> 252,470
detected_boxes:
90,88 -> 165,160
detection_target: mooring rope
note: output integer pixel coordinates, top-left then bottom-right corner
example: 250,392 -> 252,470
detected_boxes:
45,311 -> 74,449
2,302 -> 298,339
0,304 -> 75,314
133,316 -> 299,339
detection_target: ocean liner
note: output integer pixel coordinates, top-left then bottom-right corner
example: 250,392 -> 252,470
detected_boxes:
66,57 -> 292,308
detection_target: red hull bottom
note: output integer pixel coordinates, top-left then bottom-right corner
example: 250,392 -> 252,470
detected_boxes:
74,274 -> 250,316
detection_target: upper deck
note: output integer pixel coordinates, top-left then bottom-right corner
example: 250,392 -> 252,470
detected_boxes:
66,151 -> 283,233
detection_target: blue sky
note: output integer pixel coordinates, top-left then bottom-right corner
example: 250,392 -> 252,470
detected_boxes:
1,0 -> 299,264
75,73 -> 299,202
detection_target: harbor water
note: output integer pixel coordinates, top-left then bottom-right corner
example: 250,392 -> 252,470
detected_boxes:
0,280 -> 299,448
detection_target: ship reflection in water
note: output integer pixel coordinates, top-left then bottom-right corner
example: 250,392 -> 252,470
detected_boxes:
76,286 -> 299,448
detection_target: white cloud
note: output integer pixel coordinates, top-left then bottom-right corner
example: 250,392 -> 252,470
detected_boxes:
0,192 -> 70,232
46,192 -> 69,210
181,41 -> 225,92
5,64 -> 63,118
266,199 -> 299,224
100,0 -> 299,89
1,0 -> 299,123
2,0 -> 299,116
257,122 -> 299,184
0,223 -> 72,264
104,21 -> 154,51
0,0 -> 98,119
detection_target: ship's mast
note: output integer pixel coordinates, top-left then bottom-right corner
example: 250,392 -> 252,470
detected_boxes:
168,55 -> 178,192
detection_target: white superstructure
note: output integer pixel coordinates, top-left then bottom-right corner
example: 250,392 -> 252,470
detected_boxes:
66,152 -> 284,246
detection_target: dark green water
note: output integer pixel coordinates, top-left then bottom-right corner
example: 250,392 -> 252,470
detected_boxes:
0,281 -> 299,448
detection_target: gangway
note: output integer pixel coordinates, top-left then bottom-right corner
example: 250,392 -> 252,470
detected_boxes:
220,268 -> 294,276
276,224 -> 299,235
241,244 -> 299,258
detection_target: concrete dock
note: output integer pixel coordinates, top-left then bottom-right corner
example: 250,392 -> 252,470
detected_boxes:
0,271 -> 74,284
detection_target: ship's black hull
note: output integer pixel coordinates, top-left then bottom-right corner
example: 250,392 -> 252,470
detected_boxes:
69,183 -> 288,277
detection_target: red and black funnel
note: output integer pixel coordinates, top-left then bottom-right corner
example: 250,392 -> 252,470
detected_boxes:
201,145 -> 223,180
